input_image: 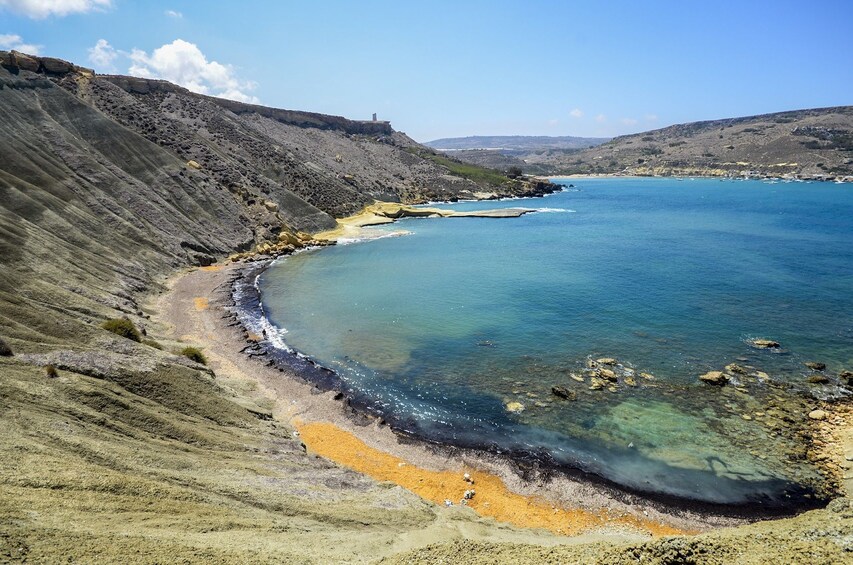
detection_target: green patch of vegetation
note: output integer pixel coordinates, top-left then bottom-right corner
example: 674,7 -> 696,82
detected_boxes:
641,136 -> 655,142
405,148 -> 508,186
642,146 -> 663,156
102,318 -> 142,342
506,166 -> 523,179
668,141 -> 686,147
0,337 -> 12,357
180,346 -> 207,365
143,339 -> 163,350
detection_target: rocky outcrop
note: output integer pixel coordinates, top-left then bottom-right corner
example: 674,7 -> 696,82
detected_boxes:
0,50 -> 92,75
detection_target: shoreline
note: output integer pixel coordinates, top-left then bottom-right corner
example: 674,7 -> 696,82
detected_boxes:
153,259 -> 841,539
156,262 -> 744,537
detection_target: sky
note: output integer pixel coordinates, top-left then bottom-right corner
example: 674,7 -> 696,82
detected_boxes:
1,0 -> 851,142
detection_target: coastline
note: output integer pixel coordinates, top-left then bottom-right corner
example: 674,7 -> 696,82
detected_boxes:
146,188 -> 853,549
153,260 -> 833,539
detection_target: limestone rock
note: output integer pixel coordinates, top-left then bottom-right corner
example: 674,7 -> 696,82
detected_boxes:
505,401 -> 525,413
840,370 -> 853,386
589,377 -> 606,391
725,363 -> 749,375
808,409 -> 827,421
804,362 -> 826,371
749,338 -> 780,349
699,371 -> 729,386
10,50 -> 39,72
40,57 -> 73,74
807,374 -> 830,384
596,357 -> 617,365
599,368 -> 618,382
551,386 -> 576,401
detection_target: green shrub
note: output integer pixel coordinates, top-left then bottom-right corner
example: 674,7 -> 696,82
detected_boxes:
45,364 -> 58,378
143,339 -> 163,350
180,346 -> 207,365
102,318 -> 141,342
0,337 -> 12,357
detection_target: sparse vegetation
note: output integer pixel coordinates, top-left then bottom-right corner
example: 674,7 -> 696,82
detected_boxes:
506,166 -> 523,179
180,346 -> 207,365
101,317 -> 142,342
404,148 -> 509,186
143,339 -> 163,350
45,364 -> 58,378
0,337 -> 12,356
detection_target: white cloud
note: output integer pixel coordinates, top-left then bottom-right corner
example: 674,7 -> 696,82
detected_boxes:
645,114 -> 658,122
165,9 -> 182,18
128,39 -> 259,104
569,108 -> 584,118
0,32 -> 41,54
595,114 -> 607,123
621,117 -> 638,126
0,0 -> 111,19
87,38 -> 117,71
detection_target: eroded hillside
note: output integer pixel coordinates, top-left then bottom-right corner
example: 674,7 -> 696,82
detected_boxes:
554,107 -> 853,179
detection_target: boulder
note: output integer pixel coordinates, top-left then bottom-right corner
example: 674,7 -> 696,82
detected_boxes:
808,409 -> 827,421
551,386 -> 576,401
505,401 -> 524,413
40,57 -> 73,74
804,362 -> 826,371
807,374 -> 830,384
749,338 -> 780,349
596,357 -> 617,365
699,371 -> 729,386
725,363 -> 749,375
624,377 -> 637,387
639,372 -> 656,381
10,51 -> 39,72
840,370 -> 853,386
589,377 -> 606,391
599,368 -> 618,382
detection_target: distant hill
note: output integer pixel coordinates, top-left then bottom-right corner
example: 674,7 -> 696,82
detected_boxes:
425,135 -> 610,151
551,107 -> 853,180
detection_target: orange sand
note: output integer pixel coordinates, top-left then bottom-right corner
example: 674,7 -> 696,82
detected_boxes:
296,421 -> 685,537
193,297 -> 209,311
200,265 -> 223,272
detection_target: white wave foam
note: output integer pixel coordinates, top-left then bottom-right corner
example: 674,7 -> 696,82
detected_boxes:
533,207 -> 576,213
337,230 -> 412,245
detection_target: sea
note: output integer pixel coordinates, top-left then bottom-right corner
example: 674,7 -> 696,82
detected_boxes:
257,177 -> 853,507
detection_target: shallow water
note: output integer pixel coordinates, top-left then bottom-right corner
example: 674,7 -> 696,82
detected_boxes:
259,177 -> 853,506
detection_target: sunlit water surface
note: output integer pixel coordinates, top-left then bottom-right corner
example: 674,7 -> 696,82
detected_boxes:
259,177 -> 853,505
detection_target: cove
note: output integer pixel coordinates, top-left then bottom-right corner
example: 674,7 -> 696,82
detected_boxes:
257,177 -> 853,508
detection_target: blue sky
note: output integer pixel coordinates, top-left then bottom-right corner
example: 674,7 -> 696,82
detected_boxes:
1,0 -> 851,141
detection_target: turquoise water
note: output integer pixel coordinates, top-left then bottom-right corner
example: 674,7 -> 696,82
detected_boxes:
259,177 -> 853,506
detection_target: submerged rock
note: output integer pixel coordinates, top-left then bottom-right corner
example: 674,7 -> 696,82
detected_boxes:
699,371 -> 729,386
807,374 -> 830,384
599,368 -> 618,382
551,386 -> 577,401
805,362 -> 826,371
639,372 -> 656,381
505,401 -> 525,413
589,377 -> 606,391
749,338 -> 781,349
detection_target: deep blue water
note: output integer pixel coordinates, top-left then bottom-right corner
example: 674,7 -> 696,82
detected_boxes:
259,177 -> 853,506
